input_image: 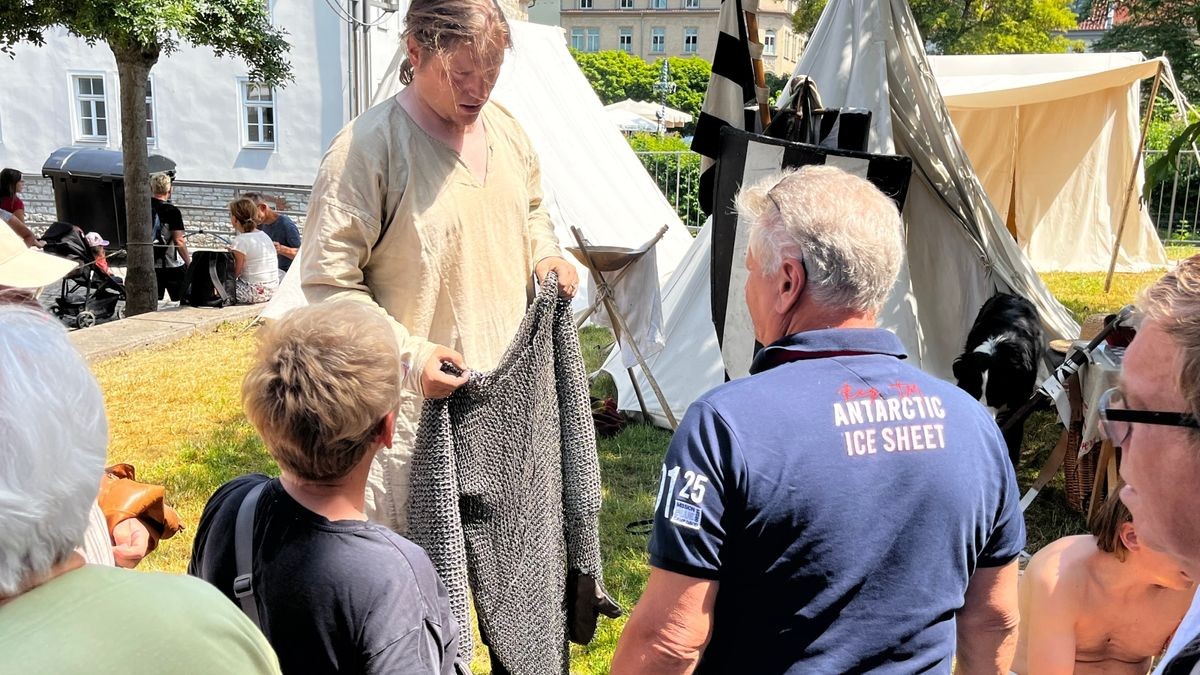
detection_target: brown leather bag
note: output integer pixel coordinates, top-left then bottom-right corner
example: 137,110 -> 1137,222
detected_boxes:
96,463 -> 183,553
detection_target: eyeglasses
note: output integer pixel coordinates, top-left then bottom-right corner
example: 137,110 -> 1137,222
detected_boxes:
1098,387 -> 1200,447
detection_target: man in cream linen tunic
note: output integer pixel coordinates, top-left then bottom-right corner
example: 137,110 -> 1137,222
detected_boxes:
300,96 -> 564,533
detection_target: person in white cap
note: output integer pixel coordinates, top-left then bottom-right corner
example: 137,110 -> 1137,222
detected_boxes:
84,231 -> 112,276
0,217 -> 77,304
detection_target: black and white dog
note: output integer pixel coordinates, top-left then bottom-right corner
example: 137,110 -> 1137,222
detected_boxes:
953,293 -> 1044,469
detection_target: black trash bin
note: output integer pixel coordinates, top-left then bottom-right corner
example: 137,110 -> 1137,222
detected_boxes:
42,147 -> 176,250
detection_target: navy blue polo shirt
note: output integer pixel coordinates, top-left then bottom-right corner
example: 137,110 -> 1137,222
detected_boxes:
649,328 -> 1024,674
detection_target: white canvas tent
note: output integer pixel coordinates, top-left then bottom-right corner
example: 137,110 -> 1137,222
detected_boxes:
262,21 -> 695,320
603,0 -> 1080,428
605,99 -> 693,129
928,52 -> 1171,273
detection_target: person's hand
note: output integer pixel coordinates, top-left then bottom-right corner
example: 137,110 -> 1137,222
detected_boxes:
535,256 -> 579,298
274,242 -> 284,254
421,345 -> 469,399
112,518 -> 151,568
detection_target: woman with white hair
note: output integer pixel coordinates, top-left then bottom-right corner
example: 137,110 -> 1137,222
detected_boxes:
0,305 -> 281,673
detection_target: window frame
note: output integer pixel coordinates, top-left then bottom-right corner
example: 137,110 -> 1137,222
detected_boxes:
684,27 -> 699,53
651,26 -> 666,53
69,72 -> 110,145
586,27 -> 601,52
145,76 -> 158,147
684,0 -> 700,8
618,27 -> 634,53
763,29 -> 776,55
570,27 -> 586,51
238,78 -> 278,150
651,0 -> 667,9
620,0 -> 635,8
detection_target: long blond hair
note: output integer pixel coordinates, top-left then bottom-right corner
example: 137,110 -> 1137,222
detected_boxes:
398,0 -> 512,86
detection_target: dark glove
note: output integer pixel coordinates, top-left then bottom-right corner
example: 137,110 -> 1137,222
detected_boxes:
568,569 -> 623,645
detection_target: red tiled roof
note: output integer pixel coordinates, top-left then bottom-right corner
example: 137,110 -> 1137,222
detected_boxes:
1074,1 -> 1131,30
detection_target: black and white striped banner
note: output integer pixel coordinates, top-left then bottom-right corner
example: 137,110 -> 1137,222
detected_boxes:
710,127 -> 914,378
691,0 -> 758,215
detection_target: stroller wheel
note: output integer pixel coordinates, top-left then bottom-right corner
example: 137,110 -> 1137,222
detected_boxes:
76,311 -> 96,329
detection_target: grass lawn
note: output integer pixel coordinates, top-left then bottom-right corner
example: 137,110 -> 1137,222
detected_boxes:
93,249 -> 1196,672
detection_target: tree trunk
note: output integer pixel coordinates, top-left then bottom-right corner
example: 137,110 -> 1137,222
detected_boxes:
113,44 -> 160,316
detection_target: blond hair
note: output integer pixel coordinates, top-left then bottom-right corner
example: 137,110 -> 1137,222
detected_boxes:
150,172 -> 172,197
737,165 -> 904,314
242,303 -> 401,482
229,198 -> 258,233
1088,481 -> 1132,561
1140,254 -> 1200,425
398,0 -> 512,86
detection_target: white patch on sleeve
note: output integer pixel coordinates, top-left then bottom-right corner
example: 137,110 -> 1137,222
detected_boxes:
670,500 -> 703,530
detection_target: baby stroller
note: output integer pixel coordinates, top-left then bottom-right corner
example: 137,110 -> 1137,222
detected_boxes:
40,221 -> 125,328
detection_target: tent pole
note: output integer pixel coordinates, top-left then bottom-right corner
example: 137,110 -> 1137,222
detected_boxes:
1105,62 -> 1163,292
743,9 -> 772,129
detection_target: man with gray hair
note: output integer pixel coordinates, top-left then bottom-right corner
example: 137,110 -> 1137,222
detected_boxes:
0,305 -> 281,673
612,165 -> 1024,674
1110,254 -> 1200,674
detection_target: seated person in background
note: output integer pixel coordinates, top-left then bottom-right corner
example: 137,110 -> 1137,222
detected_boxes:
1,167 -> 41,248
243,192 -> 301,276
85,231 -> 111,275
228,197 -> 279,304
188,301 -> 465,675
1013,484 -> 1194,675
0,305 -> 280,674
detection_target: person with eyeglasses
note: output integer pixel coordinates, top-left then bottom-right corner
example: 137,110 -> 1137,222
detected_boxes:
1106,254 -> 1200,675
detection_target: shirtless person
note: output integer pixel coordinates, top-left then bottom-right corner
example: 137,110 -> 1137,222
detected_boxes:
1013,486 -> 1194,675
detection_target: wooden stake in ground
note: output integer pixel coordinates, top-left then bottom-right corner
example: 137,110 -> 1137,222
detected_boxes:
1105,61 -> 1163,292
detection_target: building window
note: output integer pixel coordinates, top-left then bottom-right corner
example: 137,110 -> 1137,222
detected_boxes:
684,27 -> 698,53
651,0 -> 666,8
586,27 -> 600,52
621,0 -> 634,8
685,0 -> 699,7
240,80 -> 276,148
619,27 -> 633,52
145,78 -> 157,144
763,29 -> 776,55
571,27 -> 585,50
651,27 -> 665,52
579,0 -> 593,8
72,75 -> 108,142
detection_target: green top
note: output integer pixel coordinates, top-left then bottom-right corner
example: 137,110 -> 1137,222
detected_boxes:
0,564 -> 280,674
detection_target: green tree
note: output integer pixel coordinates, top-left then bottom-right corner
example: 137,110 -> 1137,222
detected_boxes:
1089,0 -> 1200,100
627,133 -> 702,226
571,48 -> 656,104
0,0 -> 292,315
571,50 -> 712,134
793,0 -> 1083,53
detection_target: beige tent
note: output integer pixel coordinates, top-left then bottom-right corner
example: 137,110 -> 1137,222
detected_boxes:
928,53 -> 1171,273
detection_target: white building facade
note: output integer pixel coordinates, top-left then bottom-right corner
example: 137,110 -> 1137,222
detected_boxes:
0,0 -> 419,190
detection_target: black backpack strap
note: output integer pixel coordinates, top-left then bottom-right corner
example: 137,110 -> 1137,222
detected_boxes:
233,481 -> 267,628
210,256 -> 231,305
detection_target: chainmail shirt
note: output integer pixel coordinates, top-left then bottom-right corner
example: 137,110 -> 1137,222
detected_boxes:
409,274 -> 605,674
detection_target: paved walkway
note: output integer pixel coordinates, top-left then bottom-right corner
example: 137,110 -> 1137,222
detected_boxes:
69,303 -> 262,363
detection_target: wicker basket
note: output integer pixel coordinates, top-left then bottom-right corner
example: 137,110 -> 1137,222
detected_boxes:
1063,437 -> 1100,514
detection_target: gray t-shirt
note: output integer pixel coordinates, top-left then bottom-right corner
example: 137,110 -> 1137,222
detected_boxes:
189,475 -> 466,675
